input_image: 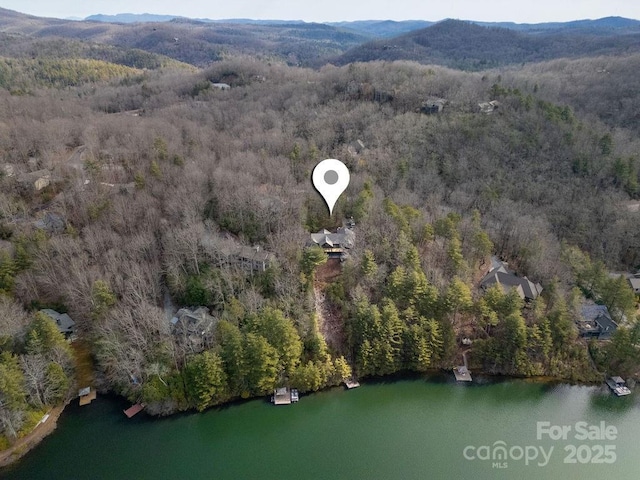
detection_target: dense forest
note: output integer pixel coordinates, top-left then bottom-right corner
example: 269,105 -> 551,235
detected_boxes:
1,8 -> 640,452
333,19 -> 640,70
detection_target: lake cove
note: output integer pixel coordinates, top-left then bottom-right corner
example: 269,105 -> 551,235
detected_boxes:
2,377 -> 639,480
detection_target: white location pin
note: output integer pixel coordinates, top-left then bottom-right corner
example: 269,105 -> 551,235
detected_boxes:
312,159 -> 350,216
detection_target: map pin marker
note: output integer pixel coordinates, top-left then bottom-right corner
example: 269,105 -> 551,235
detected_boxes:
312,159 -> 350,216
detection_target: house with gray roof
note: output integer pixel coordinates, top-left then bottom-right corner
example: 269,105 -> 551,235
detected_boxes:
41,309 -> 75,337
309,227 -> 355,259
232,246 -> 274,272
170,307 -> 216,353
628,276 -> 640,295
479,257 -> 542,301
578,304 -> 618,340
420,98 -> 446,114
201,230 -> 274,273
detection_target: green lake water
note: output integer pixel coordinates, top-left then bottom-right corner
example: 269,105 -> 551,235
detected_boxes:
2,376 -> 639,480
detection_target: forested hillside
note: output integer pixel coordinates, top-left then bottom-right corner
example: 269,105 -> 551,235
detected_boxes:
334,20 -> 640,70
3,8 -> 640,69
0,33 -> 194,70
1,7 -> 640,451
0,8 -> 368,67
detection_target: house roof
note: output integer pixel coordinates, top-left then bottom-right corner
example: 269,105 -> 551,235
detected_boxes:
423,98 -> 446,107
628,277 -> 640,289
480,270 -> 542,300
171,307 -> 216,336
236,246 -> 273,263
581,304 -> 611,322
200,231 -> 274,267
310,227 -> 355,249
41,309 -> 75,334
580,304 -> 617,337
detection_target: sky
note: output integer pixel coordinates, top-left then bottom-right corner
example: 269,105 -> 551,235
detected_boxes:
1,0 -> 639,23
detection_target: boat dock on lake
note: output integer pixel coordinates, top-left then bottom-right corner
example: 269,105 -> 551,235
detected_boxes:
606,376 -> 631,396
124,404 -> 145,418
78,387 -> 97,406
453,366 -> 472,382
271,387 -> 299,405
345,378 -> 360,389
453,350 -> 472,382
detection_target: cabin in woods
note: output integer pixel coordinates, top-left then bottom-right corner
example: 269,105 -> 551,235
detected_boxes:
41,309 -> 76,338
578,304 -> 618,340
479,257 -> 542,302
309,227 -> 355,260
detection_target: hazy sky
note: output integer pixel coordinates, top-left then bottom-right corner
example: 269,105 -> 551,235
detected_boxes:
1,0 -> 639,23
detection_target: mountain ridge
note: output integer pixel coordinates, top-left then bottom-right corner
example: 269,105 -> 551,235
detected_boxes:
2,8 -> 640,69
80,12 -> 640,37
333,19 -> 640,70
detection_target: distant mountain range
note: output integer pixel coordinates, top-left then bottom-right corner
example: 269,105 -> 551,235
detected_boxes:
0,7 -> 367,67
83,13 -> 640,37
85,13 -> 307,25
85,13 -> 182,23
1,7 -> 640,70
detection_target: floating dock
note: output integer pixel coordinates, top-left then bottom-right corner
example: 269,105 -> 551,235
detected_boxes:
272,387 -> 299,405
345,379 -> 360,389
124,403 -> 145,418
606,377 -> 631,396
453,349 -> 472,382
453,366 -> 472,382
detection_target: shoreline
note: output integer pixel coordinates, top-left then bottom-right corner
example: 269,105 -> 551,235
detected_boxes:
0,400 -> 69,469
0,371 -> 612,468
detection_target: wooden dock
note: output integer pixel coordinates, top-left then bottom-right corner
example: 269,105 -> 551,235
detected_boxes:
79,387 -> 97,406
606,377 -> 631,396
123,404 -> 145,418
453,366 -> 472,382
453,350 -> 472,382
345,379 -> 360,389
272,387 -> 295,405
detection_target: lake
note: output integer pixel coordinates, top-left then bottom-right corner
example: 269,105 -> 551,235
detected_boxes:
2,376 -> 639,479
